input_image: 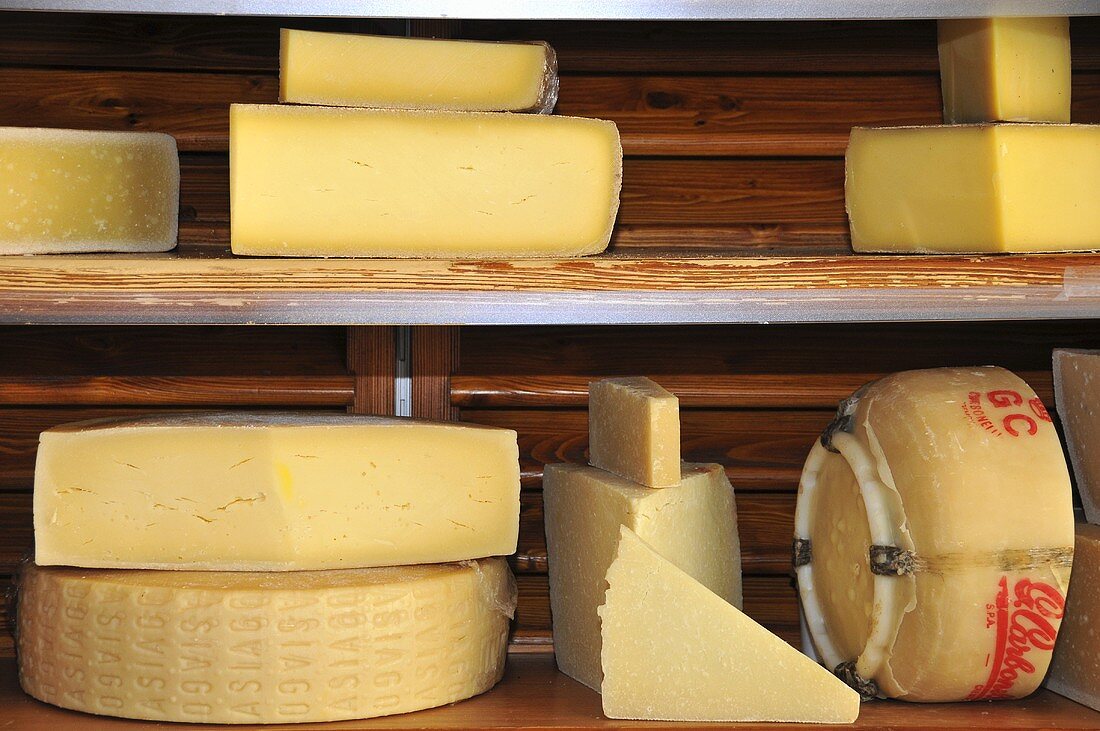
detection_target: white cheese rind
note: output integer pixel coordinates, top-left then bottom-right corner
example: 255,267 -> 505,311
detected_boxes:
17,559 -> 515,724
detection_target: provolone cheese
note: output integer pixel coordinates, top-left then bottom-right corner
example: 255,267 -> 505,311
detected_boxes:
17,559 -> 515,724
544,462 -> 741,691
796,367 -> 1074,702
1053,349 -> 1100,524
34,412 -> 520,570
0,127 -> 178,254
229,104 -> 622,258
845,124 -> 1100,252
588,377 -> 680,488
599,527 -> 860,723
280,29 -> 558,113
1046,523 -> 1100,711
938,17 -> 1071,123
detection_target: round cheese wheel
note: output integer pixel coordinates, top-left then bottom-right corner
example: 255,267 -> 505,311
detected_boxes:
795,366 -> 1074,702
17,558 -> 515,723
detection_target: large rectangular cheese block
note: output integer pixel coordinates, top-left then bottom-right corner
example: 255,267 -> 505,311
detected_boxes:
0,127 -> 178,254
280,29 -> 558,113
846,124 -> 1100,253
599,527 -> 860,723
1054,349 -> 1100,524
544,461 -> 741,691
229,104 -> 621,258
1046,523 -> 1100,711
18,558 -> 515,723
588,377 -> 680,488
34,412 -> 520,570
938,17 -> 1071,123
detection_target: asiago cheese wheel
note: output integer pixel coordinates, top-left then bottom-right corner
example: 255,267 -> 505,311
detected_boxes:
795,367 -> 1074,702
16,558 -> 515,724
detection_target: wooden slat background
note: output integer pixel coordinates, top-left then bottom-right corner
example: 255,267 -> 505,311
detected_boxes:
1,13 -> 1100,660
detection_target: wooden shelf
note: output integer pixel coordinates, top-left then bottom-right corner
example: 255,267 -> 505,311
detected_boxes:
2,653 -> 1099,730
2,252 -> 1100,326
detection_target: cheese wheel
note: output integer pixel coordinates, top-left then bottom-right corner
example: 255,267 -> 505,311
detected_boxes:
17,559 -> 515,724
795,367 -> 1074,702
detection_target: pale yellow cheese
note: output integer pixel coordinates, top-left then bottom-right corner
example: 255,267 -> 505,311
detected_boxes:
588,377 -> 680,488
280,29 -> 558,113
1046,523 -> 1100,711
938,17 -> 1071,123
846,124 -> 1100,253
1053,349 -> 1100,524
229,104 -> 622,258
0,127 -> 178,254
544,462 -> 741,691
17,558 -> 515,724
34,412 -> 519,570
796,367 -> 1074,702
599,526 -> 860,723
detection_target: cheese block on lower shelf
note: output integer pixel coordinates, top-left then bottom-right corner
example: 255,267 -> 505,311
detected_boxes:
1053,349 -> 1100,524
229,104 -> 622,258
599,526 -> 860,723
16,559 -> 515,724
588,376 -> 680,488
34,412 -> 520,570
544,461 -> 741,691
1046,523 -> 1100,711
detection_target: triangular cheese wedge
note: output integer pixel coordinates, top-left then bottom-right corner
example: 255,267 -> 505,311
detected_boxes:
598,526 -> 860,723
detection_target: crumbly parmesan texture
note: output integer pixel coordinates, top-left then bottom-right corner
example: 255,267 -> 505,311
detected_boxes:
1046,524 -> 1100,711
1053,349 -> 1100,524
588,377 -> 681,488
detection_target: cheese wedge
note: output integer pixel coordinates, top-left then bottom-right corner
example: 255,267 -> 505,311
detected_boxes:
588,377 -> 680,488
544,462 -> 741,691
846,124 -> 1100,253
1053,349 -> 1100,524
1046,523 -> 1100,711
229,104 -> 622,258
0,127 -> 178,254
17,558 -> 515,723
280,29 -> 558,113
34,412 -> 520,570
599,527 -> 860,723
938,17 -> 1071,123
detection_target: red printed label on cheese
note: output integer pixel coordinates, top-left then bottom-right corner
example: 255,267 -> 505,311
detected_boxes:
961,391 -> 1053,439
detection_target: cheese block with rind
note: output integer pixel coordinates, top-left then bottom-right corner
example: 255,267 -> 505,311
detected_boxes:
1053,349 -> 1100,524
588,376 -> 681,488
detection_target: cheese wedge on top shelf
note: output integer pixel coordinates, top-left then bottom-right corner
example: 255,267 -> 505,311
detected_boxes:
34,412 -> 520,570
599,527 -> 859,723
588,376 -> 681,488
280,29 -> 558,113
229,104 -> 622,258
1053,349 -> 1100,524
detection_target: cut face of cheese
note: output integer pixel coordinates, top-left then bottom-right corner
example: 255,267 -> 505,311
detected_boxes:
796,367 -> 1074,702
599,527 -> 860,723
0,127 -> 178,254
1053,349 -> 1100,524
34,412 -> 520,570
229,104 -> 622,258
280,29 -> 558,113
938,17 -> 1071,123
588,376 -> 680,488
845,124 -> 1100,253
17,558 -> 515,724
544,462 -> 741,691
1046,523 -> 1100,711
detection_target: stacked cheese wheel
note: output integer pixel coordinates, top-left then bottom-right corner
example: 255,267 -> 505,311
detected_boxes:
19,412 -> 522,724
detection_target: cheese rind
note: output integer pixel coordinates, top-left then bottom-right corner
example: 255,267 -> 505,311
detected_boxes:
34,411 -> 520,570
0,127 -> 178,254
280,29 -> 558,113
229,104 -> 621,258
17,558 -> 515,724
1046,523 -> 1100,710
599,527 -> 860,723
588,377 -> 680,488
846,124 -> 1100,253
1053,349 -> 1100,524
938,17 -> 1071,123
544,462 -> 741,691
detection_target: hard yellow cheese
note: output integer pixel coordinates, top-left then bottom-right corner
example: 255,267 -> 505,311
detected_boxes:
599,527 -> 860,723
229,104 -> 622,258
544,462 -> 741,691
0,127 -> 178,254
938,17 -> 1071,123
34,412 -> 520,570
1046,524 -> 1100,711
846,124 -> 1100,252
588,376 -> 680,488
17,559 -> 515,724
1053,349 -> 1100,524
280,29 -> 558,113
